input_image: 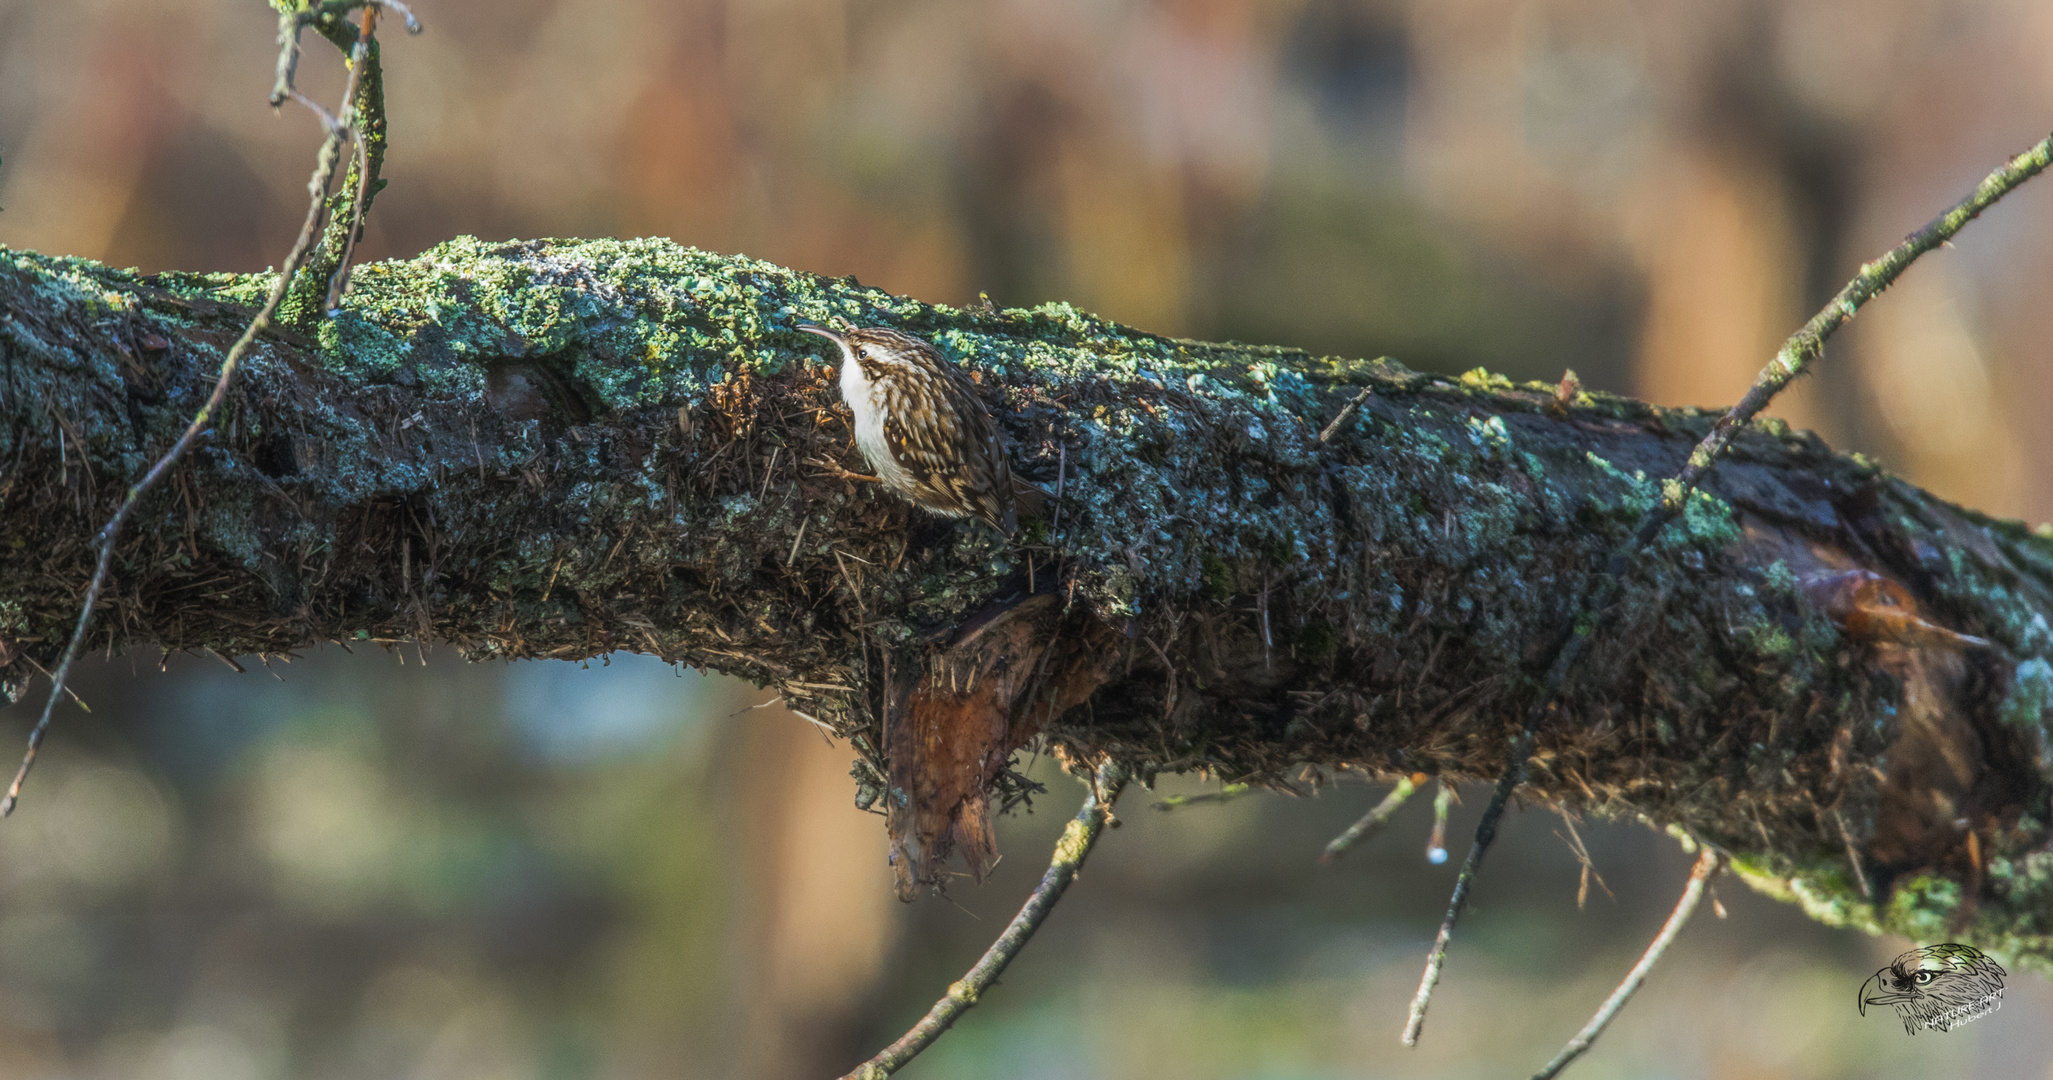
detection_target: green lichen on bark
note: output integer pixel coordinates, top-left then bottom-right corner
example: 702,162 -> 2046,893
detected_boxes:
3,237 -> 2052,971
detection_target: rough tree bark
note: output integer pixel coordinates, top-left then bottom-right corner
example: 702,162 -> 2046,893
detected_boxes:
2,237 -> 2050,968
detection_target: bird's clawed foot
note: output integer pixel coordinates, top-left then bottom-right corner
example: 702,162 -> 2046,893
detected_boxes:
806,456 -> 882,485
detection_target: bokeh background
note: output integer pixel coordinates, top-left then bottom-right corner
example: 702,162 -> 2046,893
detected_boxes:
5,0 -> 2053,1077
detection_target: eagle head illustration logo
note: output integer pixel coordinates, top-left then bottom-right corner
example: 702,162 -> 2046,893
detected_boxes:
1859,943 -> 2006,1034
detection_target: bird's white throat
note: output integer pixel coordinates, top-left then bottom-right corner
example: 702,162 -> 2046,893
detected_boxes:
836,342 -> 913,490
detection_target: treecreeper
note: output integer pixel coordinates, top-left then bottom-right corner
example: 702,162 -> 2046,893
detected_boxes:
797,325 -> 1045,535
798,325 -> 1103,901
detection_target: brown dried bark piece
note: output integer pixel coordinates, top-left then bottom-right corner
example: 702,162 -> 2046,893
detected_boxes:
886,595 -> 1121,900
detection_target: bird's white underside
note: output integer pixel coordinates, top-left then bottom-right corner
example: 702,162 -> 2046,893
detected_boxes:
833,337 -> 916,491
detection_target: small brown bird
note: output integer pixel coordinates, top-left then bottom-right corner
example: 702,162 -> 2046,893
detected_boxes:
797,324 -> 1043,535
1859,943 -> 2006,1033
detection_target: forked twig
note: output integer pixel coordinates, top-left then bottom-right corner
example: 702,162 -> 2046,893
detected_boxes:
1320,773 -> 1419,862
1530,847 -> 1724,1080
2,2 -> 408,818
840,760 -> 1128,1080
1402,126 -> 2053,1046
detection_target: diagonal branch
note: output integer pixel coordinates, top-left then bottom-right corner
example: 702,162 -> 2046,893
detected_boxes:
841,760 -> 1129,1079
1530,847 -> 1725,1080
1319,773 -> 1420,862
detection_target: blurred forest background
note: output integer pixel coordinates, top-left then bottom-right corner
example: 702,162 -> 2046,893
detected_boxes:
5,0 -> 2053,1077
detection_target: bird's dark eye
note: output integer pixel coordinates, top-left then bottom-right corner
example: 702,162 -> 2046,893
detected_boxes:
856,346 -> 870,360
1914,971 -> 1936,984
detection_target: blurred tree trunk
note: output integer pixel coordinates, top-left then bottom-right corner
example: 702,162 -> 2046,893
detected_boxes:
2,238 -> 2051,972
728,697 -> 898,1078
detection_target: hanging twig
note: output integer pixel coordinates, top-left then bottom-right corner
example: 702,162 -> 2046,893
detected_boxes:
1,1 -> 412,818
1550,803 -> 1612,908
1832,808 -> 1874,901
1402,125 -> 2053,1046
1424,780 -> 1456,864
1320,773 -> 1419,862
841,759 -> 1128,1080
1529,848 -> 1724,1080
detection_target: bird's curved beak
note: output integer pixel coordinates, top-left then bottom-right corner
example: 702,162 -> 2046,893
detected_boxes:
1859,971 -> 1911,1014
796,323 -> 845,347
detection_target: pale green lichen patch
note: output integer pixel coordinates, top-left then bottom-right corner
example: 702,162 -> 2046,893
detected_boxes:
1727,836 -> 2053,979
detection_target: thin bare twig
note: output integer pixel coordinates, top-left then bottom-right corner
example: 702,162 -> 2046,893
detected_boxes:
786,514 -> 811,565
841,760 -> 1128,1080
1049,443 -> 1067,535
1832,808 -> 1874,900
1550,803 -> 1612,908
1402,126 -> 2053,1047
1320,773 -> 1418,862
1530,848 -> 1724,1080
1152,781 -> 1252,811
2,2 -> 403,818
1318,384 -> 1376,444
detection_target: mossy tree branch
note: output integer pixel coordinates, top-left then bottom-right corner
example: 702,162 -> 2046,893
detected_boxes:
3,236 -> 2052,969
